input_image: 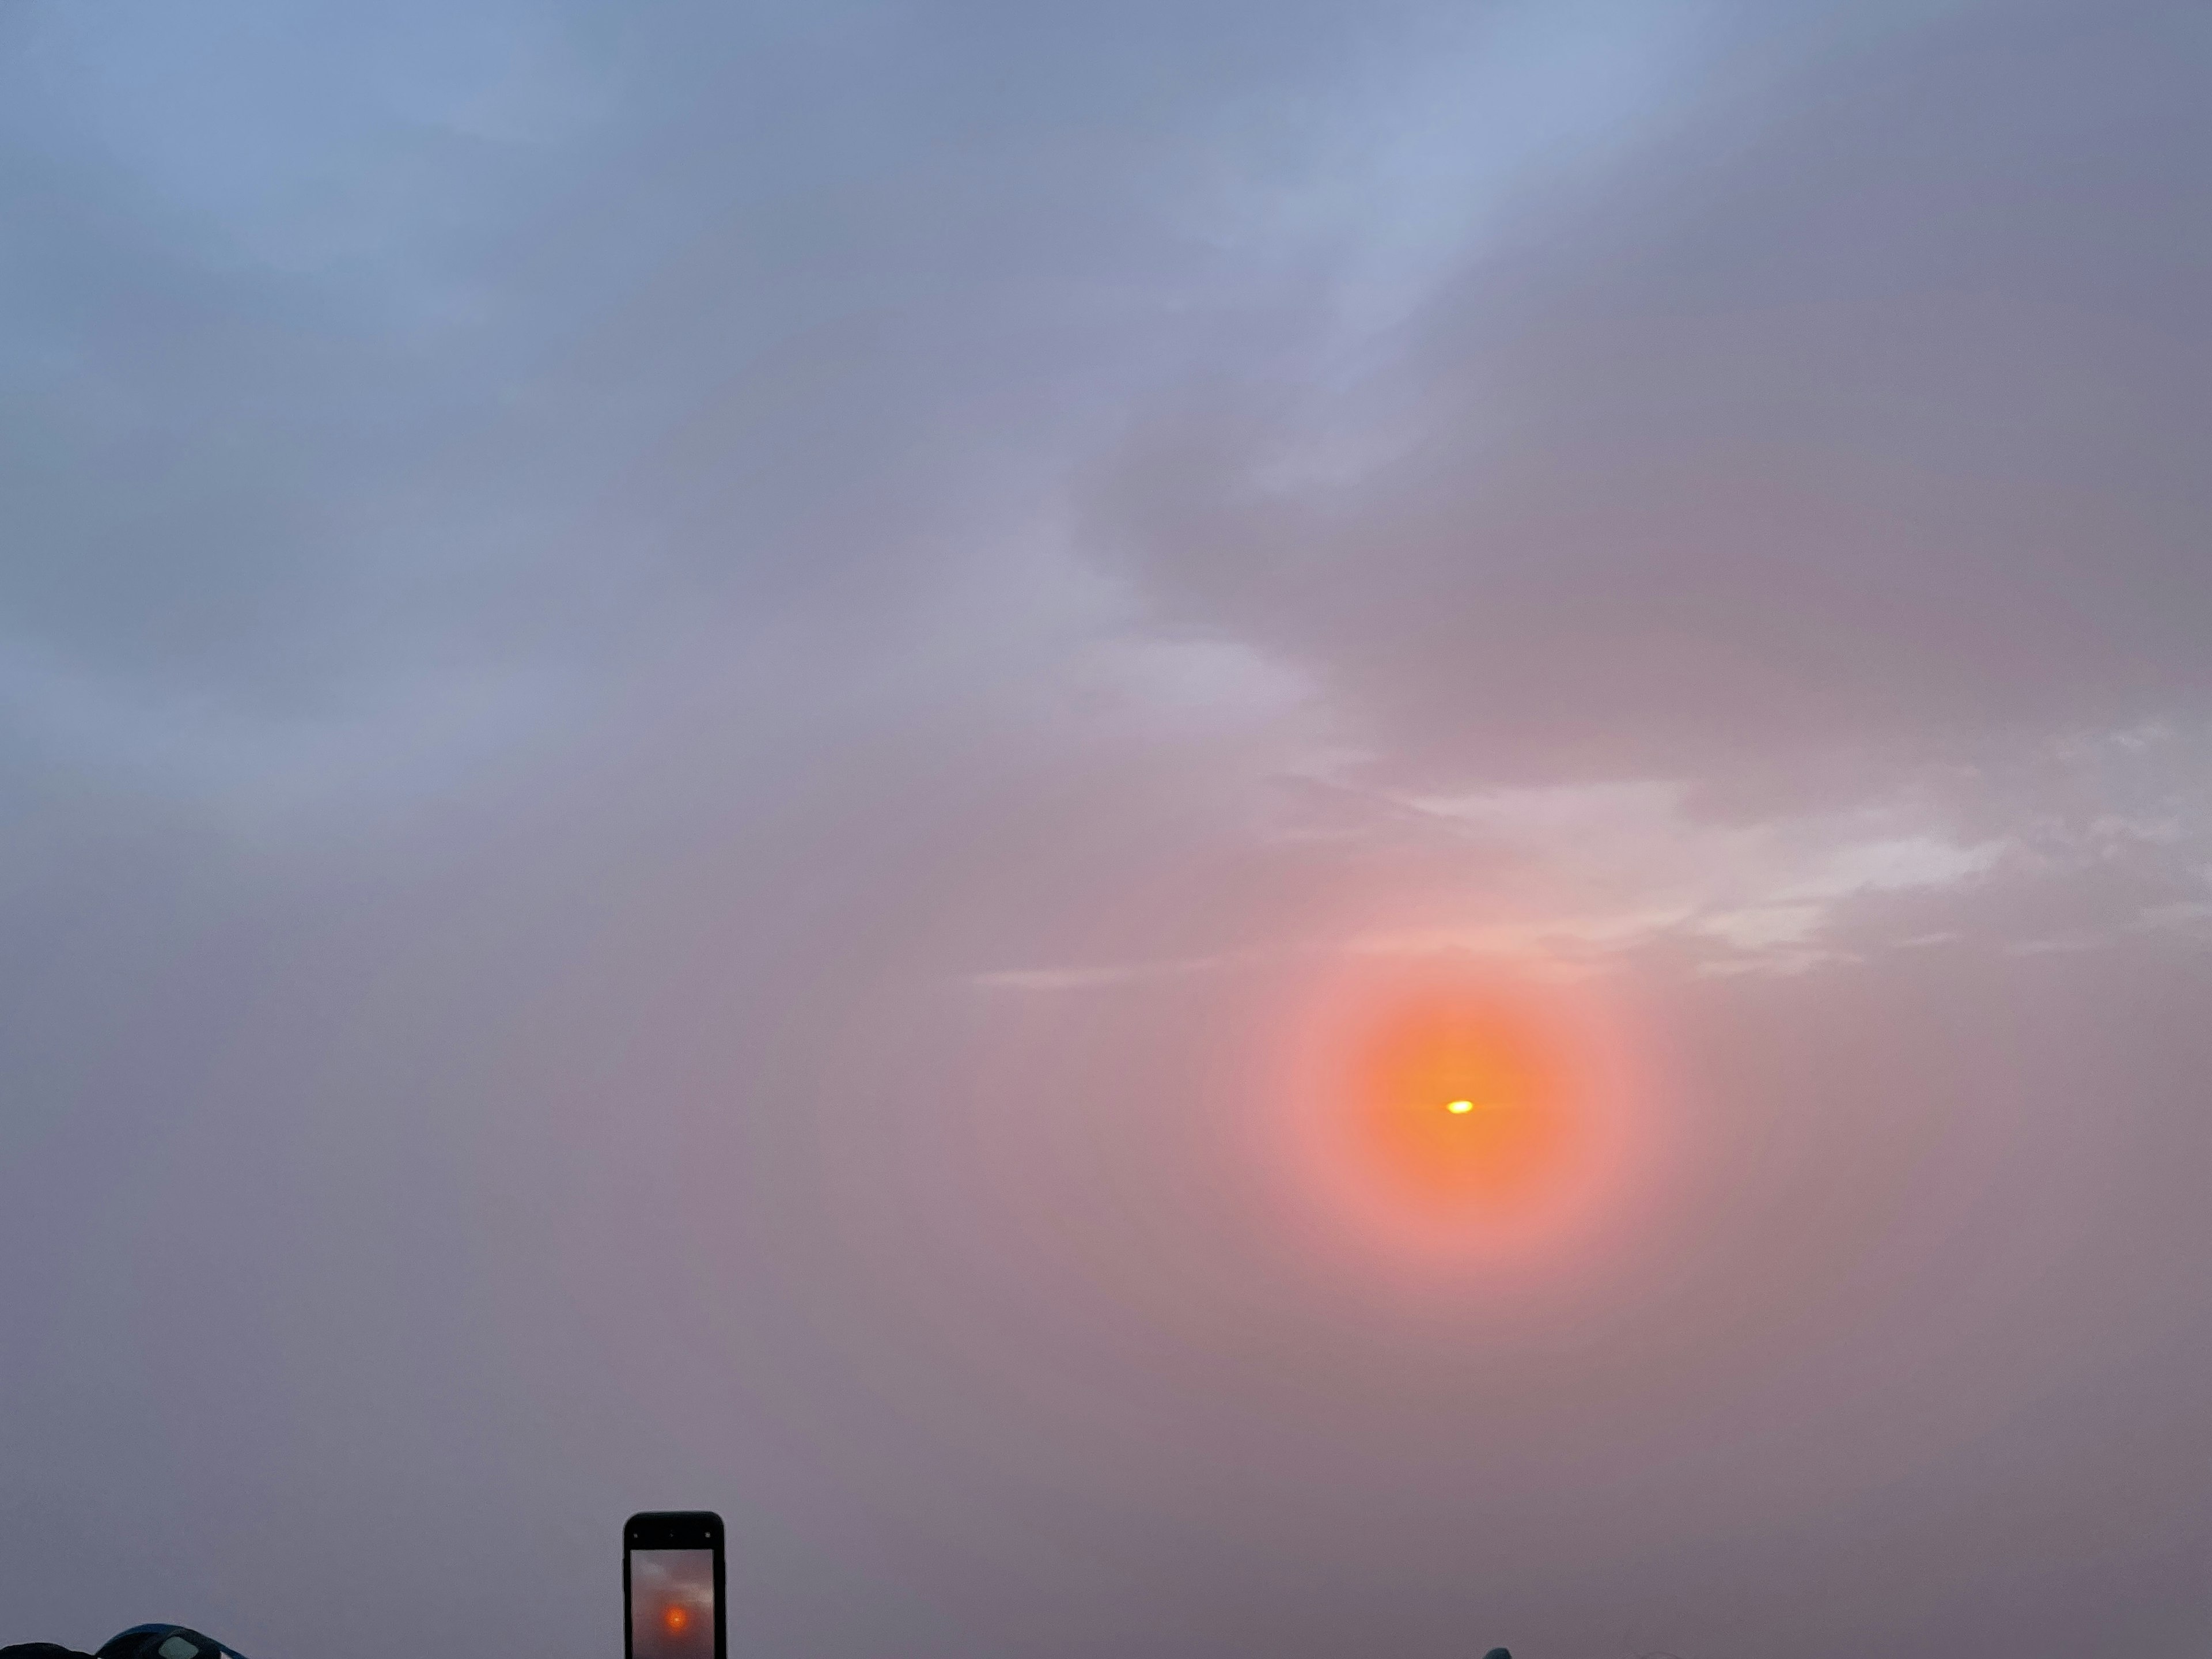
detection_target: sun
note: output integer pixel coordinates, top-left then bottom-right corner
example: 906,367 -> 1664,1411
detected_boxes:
1342,984 -> 1578,1217
662,1605 -> 691,1637
1268,954 -> 1647,1266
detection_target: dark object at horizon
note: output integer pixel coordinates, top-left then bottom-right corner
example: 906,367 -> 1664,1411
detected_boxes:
5,1627 -> 248,1659
97,1627 -> 247,1659
1484,1649 -> 1513,1659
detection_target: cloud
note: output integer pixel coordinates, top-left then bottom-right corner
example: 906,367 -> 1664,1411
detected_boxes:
1089,1 -> 2212,794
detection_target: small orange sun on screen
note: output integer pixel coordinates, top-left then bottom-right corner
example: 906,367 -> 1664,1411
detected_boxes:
662,1605 -> 690,1637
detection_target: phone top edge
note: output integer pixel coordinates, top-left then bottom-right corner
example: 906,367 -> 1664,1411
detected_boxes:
623,1510 -> 726,1548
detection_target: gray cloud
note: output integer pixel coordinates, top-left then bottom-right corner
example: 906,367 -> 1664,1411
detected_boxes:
1093,1 -> 2212,793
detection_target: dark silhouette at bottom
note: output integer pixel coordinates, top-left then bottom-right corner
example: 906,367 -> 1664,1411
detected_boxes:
4,1626 -> 248,1659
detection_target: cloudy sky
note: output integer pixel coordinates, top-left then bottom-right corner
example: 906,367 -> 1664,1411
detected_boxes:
4,2 -> 2210,1654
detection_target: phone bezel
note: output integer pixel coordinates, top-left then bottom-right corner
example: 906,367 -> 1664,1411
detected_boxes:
623,1509 -> 726,1659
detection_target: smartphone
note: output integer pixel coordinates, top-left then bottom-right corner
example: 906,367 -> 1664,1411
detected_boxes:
624,1510 -> 726,1659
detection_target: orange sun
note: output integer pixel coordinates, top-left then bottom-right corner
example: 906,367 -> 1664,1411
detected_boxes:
1272,955 -> 1643,1266
662,1605 -> 691,1637
1343,979 -> 1580,1221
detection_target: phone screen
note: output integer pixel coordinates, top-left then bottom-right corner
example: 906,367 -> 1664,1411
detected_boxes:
628,1547 -> 717,1659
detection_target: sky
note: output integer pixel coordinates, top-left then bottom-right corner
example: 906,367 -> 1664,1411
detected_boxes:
3,1 -> 2210,1654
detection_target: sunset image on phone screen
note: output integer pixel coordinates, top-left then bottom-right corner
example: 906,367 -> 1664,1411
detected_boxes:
630,1548 -> 714,1659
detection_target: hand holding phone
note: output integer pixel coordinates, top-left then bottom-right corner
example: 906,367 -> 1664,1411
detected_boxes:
624,1512 -> 725,1659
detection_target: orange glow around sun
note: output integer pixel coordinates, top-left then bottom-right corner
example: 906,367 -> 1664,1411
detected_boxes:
662,1605 -> 690,1637
1273,956 -> 1647,1268
1350,982 -> 1577,1216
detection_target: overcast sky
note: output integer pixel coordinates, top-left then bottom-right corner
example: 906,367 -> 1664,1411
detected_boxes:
5,3 -> 2211,1656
